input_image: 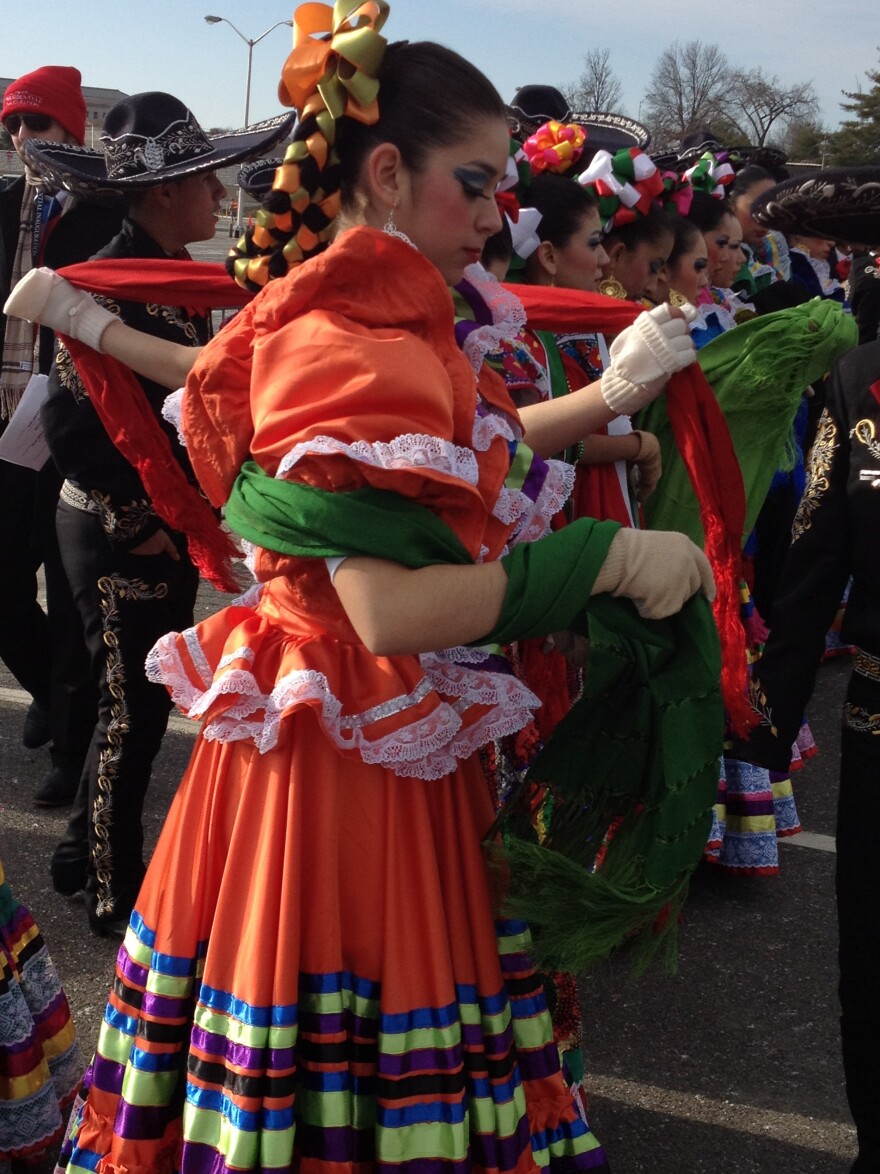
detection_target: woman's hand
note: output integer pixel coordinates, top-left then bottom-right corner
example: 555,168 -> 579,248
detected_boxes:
629,429 -> 662,502
4,267 -> 116,351
599,303 -> 698,415
591,527 -> 714,619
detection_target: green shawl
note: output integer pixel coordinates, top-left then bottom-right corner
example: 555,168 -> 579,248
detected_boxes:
640,298 -> 857,545
226,461 -> 723,970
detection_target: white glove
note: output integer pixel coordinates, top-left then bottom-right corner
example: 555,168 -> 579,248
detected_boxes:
601,303 -> 698,415
591,527 -> 715,620
3,267 -> 116,352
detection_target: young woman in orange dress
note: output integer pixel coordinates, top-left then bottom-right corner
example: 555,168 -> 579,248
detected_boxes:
4,6 -> 717,1171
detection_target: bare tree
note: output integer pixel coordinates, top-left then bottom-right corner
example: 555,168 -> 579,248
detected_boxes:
728,69 -> 820,146
565,48 -> 625,112
641,41 -> 732,148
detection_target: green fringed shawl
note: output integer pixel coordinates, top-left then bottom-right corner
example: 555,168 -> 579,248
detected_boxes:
226,461 -> 723,971
493,593 -> 722,974
640,298 -> 857,545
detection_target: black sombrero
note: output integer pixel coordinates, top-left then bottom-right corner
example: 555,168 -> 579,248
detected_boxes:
237,156 -> 284,200
22,92 -> 296,198
507,84 -> 650,157
752,166 -> 880,245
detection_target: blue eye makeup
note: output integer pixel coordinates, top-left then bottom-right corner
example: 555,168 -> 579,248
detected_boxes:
588,233 -> 605,249
694,258 -> 708,271
649,258 -> 667,274
453,167 -> 493,200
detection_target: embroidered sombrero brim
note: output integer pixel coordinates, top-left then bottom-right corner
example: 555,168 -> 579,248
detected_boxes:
506,87 -> 650,156
237,156 -> 284,199
22,112 -> 296,198
568,111 -> 651,155
752,166 -> 880,245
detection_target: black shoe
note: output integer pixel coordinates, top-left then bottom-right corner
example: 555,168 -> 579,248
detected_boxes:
33,766 -> 80,808
87,909 -> 130,941
50,855 -> 88,897
22,700 -> 51,749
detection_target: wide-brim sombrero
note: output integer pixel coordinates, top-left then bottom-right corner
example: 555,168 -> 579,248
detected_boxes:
506,85 -> 650,156
752,166 -> 880,245
237,156 -> 284,200
22,92 -> 296,198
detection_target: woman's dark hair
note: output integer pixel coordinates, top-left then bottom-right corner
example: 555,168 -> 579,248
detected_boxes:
482,217 -> 512,271
730,164 -> 773,201
685,190 -> 733,234
335,41 -> 505,206
230,40 -> 506,290
666,216 -> 703,268
526,173 -> 599,247
604,202 -> 674,251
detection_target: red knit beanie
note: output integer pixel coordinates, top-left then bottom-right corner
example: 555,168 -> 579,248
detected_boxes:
2,66 -> 87,145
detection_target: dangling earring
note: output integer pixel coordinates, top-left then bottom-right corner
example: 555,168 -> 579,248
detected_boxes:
383,201 -> 413,246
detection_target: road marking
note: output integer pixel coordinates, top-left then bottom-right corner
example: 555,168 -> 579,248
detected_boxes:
0,688 -> 838,835
587,1072 -> 855,1158
0,686 -> 195,736
781,831 -> 837,853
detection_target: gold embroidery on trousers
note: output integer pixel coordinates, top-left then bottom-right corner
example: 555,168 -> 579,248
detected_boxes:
92,572 -> 169,917
843,702 -> 880,736
855,649 -> 880,684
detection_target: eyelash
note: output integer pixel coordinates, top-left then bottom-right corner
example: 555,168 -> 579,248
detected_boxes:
454,169 -> 492,200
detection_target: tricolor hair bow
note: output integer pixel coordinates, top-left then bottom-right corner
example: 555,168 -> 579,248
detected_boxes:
683,150 -> 736,199
661,169 -> 694,216
496,141 -> 543,259
523,120 -> 586,175
577,147 -> 665,230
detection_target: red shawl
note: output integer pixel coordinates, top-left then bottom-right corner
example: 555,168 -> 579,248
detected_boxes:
508,283 -> 752,734
53,260 -> 753,732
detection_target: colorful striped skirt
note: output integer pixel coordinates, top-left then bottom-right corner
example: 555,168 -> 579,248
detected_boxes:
58,712 -> 609,1173
0,860 -> 81,1164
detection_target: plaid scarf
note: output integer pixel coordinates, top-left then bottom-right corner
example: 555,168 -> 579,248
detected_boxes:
0,184 -> 39,420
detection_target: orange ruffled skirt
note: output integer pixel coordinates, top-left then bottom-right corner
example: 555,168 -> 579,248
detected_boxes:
59,594 -> 609,1174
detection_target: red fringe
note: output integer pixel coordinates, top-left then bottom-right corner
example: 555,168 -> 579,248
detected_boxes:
510,285 -> 756,736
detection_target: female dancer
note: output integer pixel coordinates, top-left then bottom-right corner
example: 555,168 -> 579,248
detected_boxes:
6,8 -> 713,1173
521,172 -> 662,522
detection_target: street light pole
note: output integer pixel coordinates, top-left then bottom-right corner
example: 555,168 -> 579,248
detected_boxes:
204,14 -> 292,228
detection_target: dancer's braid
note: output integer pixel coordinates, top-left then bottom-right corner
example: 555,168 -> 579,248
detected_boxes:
228,1 -> 389,293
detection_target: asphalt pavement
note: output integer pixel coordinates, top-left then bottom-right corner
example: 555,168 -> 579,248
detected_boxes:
0,222 -> 859,1172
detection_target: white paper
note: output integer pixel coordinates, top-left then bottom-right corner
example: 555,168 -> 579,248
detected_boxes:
0,373 -> 50,470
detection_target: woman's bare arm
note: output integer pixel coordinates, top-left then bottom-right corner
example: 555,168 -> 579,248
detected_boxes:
518,379 -> 618,458
98,319 -> 203,390
332,558 -> 507,656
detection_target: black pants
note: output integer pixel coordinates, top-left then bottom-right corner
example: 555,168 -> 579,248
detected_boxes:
0,458 -> 95,770
53,500 -> 199,920
837,662 -> 880,1169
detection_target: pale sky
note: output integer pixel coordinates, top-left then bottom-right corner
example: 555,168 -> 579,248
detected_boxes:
2,0 -> 877,137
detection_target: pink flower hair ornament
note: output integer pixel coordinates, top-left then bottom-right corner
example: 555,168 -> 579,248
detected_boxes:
522,120 -> 586,175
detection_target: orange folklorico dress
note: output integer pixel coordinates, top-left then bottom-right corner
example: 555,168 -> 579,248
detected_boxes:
59,229 -> 609,1174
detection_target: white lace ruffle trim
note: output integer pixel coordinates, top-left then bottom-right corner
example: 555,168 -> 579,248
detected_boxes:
161,388 -> 187,447
275,432 -> 480,486
146,632 -> 538,781
460,262 -> 528,376
493,456 -> 574,545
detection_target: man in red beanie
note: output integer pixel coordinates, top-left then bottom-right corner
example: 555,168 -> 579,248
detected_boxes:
0,66 -> 122,807
1,64 -> 88,147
